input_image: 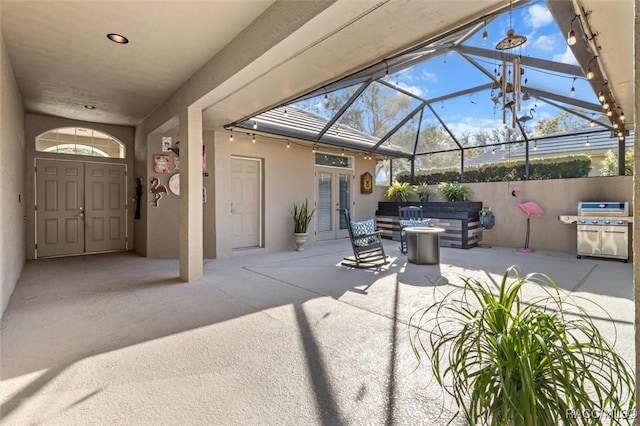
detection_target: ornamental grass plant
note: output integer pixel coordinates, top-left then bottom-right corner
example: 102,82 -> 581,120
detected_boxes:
409,266 -> 635,425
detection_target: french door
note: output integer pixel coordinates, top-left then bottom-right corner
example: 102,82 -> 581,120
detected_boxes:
315,168 -> 352,241
35,158 -> 127,257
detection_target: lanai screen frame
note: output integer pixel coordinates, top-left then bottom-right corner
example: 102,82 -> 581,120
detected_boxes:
227,0 -> 628,183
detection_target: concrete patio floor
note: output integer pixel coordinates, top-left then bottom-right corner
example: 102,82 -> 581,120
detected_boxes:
1,239 -> 635,425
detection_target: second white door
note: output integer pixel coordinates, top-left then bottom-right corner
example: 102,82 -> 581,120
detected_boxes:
230,157 -> 262,249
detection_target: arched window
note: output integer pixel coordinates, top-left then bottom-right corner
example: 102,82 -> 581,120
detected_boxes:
36,127 -> 125,159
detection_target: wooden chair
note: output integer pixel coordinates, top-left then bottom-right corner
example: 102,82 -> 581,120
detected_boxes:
340,209 -> 389,268
398,206 -> 430,254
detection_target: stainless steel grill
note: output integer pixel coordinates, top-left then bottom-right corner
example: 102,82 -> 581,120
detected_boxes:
559,202 -> 632,262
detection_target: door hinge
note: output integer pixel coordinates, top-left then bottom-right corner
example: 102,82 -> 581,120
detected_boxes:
35,243 -> 37,250
34,205 -> 37,211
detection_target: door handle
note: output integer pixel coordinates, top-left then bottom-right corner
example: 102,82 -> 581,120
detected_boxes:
75,211 -> 85,218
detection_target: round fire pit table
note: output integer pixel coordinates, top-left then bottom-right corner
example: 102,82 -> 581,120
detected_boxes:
404,227 -> 445,265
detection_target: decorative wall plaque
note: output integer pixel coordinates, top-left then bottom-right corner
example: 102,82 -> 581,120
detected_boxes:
360,172 -> 373,194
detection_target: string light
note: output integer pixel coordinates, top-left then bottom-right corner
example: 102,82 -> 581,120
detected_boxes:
598,82 -> 608,103
569,77 -> 576,96
384,60 -> 389,79
567,15 -> 578,46
533,142 -> 537,150
620,111 -> 625,121
283,108 -> 288,118
253,122 -> 257,130
613,122 -> 619,129
229,129 -> 233,142
252,134 -> 256,143
482,20 -> 488,40
312,144 -> 317,153
589,113 -> 596,127
341,149 -> 345,156
286,141 -> 290,149
585,138 -> 590,147
586,57 -> 597,80
606,110 -> 613,117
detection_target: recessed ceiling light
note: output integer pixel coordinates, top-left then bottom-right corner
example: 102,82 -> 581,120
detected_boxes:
84,105 -> 96,109
107,33 -> 129,44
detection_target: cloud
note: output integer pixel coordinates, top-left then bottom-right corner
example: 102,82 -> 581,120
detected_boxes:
447,117 -> 505,142
421,71 -> 438,83
552,46 -> 578,65
525,4 -> 553,29
533,34 -> 557,51
396,82 -> 425,98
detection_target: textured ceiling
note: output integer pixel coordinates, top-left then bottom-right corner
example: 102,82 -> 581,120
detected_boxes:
1,0 -> 274,126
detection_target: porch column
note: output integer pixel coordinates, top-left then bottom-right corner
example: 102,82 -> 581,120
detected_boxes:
179,106 -> 203,281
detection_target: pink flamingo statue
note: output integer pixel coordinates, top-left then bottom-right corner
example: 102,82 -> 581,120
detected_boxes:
511,186 -> 544,253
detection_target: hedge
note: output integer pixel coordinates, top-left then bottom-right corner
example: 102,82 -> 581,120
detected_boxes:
397,155 -> 591,184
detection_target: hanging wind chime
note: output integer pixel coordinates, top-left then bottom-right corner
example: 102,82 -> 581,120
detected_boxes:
493,0 -> 528,128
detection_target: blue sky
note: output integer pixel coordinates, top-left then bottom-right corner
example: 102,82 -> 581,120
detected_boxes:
388,0 -> 599,141
281,0 -> 602,148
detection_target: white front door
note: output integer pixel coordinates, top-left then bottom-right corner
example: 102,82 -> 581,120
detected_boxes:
35,159 -> 127,257
315,168 -> 352,241
230,157 -> 262,249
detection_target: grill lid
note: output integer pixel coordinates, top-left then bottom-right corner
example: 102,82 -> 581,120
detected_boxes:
577,201 -> 628,217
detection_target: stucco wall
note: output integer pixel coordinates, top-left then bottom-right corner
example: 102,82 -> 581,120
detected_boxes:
0,35 -> 25,317
377,177 -> 632,254
144,130 -> 379,259
213,131 -> 378,258
467,177 -> 632,253
145,129 -> 216,258
24,114 -> 135,259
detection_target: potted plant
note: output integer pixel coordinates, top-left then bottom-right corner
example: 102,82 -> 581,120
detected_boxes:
413,183 -> 430,203
410,266 -> 635,425
385,180 -> 412,202
292,198 -> 315,251
437,181 -> 472,201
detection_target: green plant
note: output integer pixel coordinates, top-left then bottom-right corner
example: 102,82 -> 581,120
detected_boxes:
437,182 -> 472,201
410,267 -> 636,426
413,183 -> 430,200
600,149 -> 634,176
292,199 -> 315,233
396,155 -> 592,184
385,180 -> 412,202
